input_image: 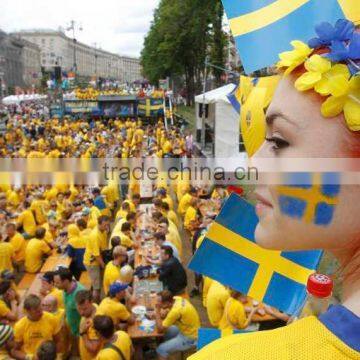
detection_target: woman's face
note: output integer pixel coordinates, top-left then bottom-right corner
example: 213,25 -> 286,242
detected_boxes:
254,75 -> 360,252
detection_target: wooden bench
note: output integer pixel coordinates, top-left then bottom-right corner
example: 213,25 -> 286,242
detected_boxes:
17,273 -> 36,290
79,271 -> 91,288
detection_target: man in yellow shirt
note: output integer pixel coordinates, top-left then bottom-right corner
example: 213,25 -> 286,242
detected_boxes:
103,246 -> 128,295
161,202 -> 179,228
115,202 -> 130,221
39,271 -> 64,309
0,235 -> 14,273
93,315 -> 133,360
206,281 -> 230,327
83,216 -> 110,303
178,187 -> 197,218
76,290 -> 102,360
157,188 -> 174,210
184,198 -> 199,231
25,227 -> 52,273
30,194 -> 48,225
118,222 -> 136,250
157,218 -> 182,258
6,223 -> 26,275
218,290 -> 258,331
12,294 -> 61,358
155,290 -> 200,359
16,200 -> 37,239
97,282 -> 135,328
0,281 -> 18,323
41,294 -> 65,325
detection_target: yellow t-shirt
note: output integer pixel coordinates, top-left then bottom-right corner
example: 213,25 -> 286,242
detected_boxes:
119,233 -> 133,249
95,331 -> 132,360
0,242 -> 14,272
163,297 -> 200,339
30,199 -> 48,225
178,193 -> 192,217
112,218 -> 127,237
184,205 -> 197,230
14,311 -> 61,355
93,227 -> 108,252
49,287 -> 64,309
202,277 -> 213,308
79,305 -> 99,360
206,281 -> 230,327
17,209 -> 36,236
218,297 -> 247,331
103,262 -> 121,295
97,297 -> 130,326
115,209 -> 128,221
24,238 -> 51,273
189,315 -> 360,360
9,232 -> 26,263
0,299 -> 10,318
167,210 -> 179,228
83,229 -> 100,267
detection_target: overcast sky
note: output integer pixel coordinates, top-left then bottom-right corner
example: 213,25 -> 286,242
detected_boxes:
0,0 -> 160,58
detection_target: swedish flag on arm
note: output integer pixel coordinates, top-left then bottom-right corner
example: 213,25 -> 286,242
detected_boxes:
188,193 -> 322,315
222,0 -> 360,73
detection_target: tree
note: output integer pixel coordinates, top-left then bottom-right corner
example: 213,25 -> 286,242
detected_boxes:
141,0 -> 226,106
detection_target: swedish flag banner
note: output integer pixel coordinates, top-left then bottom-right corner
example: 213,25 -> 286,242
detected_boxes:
222,0 -> 360,73
198,328 -> 250,350
137,98 -> 164,117
188,193 -> 322,315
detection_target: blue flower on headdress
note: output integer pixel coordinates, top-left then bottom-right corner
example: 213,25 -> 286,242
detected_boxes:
325,32 -> 360,73
308,19 -> 355,49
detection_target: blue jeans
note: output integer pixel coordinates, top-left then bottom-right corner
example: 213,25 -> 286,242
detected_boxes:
157,326 -> 197,358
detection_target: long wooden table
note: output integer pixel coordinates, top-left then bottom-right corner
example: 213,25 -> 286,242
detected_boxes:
127,205 -> 163,359
41,250 -> 71,273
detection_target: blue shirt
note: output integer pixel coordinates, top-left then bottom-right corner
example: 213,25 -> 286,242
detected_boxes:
319,304 -> 360,352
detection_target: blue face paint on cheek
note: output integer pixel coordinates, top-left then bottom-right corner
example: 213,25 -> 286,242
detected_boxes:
277,173 -> 340,226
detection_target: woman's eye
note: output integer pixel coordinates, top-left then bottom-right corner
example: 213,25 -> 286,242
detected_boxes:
265,136 -> 289,151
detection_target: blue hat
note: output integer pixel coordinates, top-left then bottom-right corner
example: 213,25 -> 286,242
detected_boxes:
109,282 -> 128,297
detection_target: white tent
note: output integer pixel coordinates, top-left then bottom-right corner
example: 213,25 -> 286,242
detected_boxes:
195,83 -> 242,158
1,94 -> 47,105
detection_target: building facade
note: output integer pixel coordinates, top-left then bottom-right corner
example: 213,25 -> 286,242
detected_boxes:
20,39 -> 42,87
14,29 -> 142,82
0,30 -> 25,95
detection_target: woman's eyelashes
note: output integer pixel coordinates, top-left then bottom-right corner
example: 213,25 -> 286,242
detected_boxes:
265,136 -> 290,152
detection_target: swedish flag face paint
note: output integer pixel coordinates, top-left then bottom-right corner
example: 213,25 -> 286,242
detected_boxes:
277,173 -> 340,226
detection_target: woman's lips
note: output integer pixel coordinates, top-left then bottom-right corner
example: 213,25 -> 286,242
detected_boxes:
254,192 -> 273,216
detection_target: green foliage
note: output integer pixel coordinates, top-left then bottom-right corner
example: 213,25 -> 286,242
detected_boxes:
141,0 -> 226,105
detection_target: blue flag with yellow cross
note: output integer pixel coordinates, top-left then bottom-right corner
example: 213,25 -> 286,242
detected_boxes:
188,192 -> 323,315
137,98 -> 164,117
222,0 -> 360,73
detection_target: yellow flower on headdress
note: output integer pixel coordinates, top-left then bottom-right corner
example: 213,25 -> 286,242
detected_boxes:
277,41 -> 313,75
294,55 -> 331,91
321,75 -> 360,131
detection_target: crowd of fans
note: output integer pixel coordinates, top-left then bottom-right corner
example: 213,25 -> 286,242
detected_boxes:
0,103 -> 286,360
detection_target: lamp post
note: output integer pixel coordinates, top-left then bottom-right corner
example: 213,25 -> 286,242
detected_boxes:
201,56 -> 209,150
66,20 -> 82,79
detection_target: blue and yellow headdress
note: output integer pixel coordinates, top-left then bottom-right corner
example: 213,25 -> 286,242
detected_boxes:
277,19 -> 360,131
